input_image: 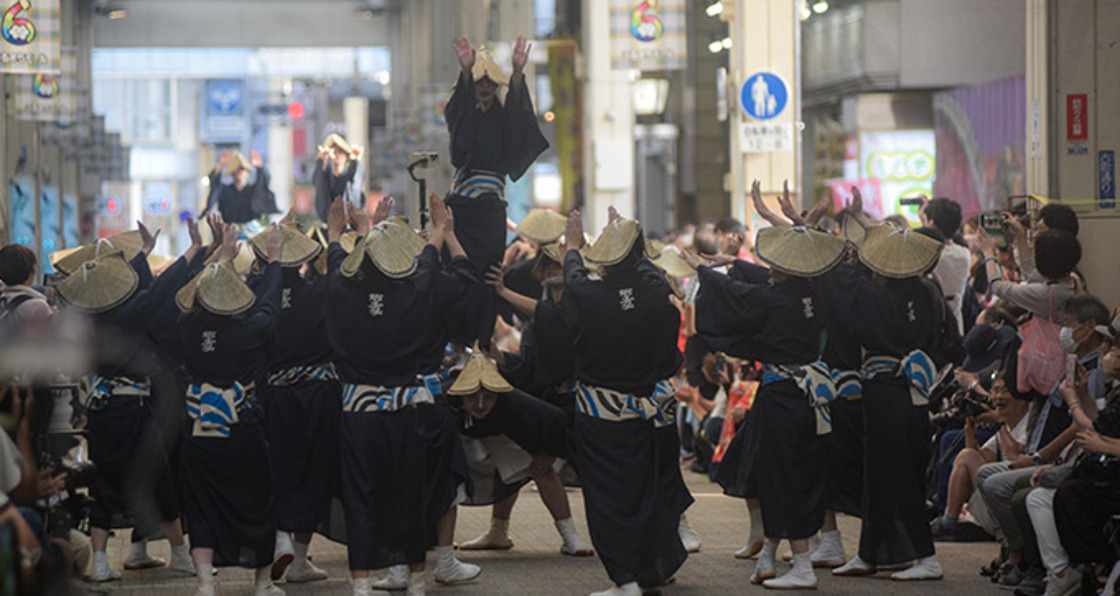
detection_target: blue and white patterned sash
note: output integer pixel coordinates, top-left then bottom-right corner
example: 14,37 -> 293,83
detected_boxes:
267,363 -> 338,387
574,379 -> 676,427
186,381 -> 254,438
78,374 -> 150,411
832,369 -> 863,401
451,170 -> 505,200
341,383 -> 434,413
861,349 -> 936,406
761,361 -> 838,435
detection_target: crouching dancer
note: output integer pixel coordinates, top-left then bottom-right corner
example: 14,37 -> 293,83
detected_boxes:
324,196 -> 474,596
447,345 -> 592,556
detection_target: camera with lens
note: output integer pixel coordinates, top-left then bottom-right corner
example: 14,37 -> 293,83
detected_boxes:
25,383 -> 97,538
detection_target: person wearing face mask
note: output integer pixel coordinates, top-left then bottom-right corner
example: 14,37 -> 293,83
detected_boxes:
969,294 -> 1112,590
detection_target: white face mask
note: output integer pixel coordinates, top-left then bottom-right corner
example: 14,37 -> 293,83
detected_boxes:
1059,325 -> 1084,354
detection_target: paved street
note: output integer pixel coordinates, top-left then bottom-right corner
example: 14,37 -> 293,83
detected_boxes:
97,469 -> 1001,595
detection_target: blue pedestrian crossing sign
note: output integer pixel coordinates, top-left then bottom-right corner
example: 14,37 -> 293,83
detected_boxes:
741,72 -> 788,121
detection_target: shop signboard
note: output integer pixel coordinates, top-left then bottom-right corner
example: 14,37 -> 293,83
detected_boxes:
201,79 -> 247,142
858,130 -> 936,224
13,44 -> 75,122
0,0 -> 60,74
609,0 -> 687,71
1100,150 -> 1115,209
1067,94 -> 1088,155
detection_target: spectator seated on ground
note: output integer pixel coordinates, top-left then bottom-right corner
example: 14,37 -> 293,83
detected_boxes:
932,373 -> 1030,540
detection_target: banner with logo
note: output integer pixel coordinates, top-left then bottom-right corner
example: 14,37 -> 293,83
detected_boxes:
610,0 -> 686,71
0,0 -> 60,74
14,44 -> 74,121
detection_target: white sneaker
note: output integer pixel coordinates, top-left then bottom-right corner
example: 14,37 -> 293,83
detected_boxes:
556,518 -> 594,556
678,518 -> 702,553
589,582 -> 641,596
373,565 -> 408,590
433,558 -> 481,585
833,554 -> 876,577
1043,567 -> 1082,596
763,553 -> 818,589
286,557 -> 328,583
91,552 -> 121,582
809,530 -> 846,568
170,545 -> 197,575
890,556 -> 943,581
271,532 -> 295,581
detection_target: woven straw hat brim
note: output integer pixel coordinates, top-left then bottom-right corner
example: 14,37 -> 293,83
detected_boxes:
471,48 -> 509,86
842,215 -> 867,247
517,209 -> 568,244
532,242 -> 564,280
339,231 -> 361,254
56,252 -> 139,313
250,225 -> 322,267
223,153 -> 252,177
339,235 -> 368,278
176,262 -> 256,315
858,224 -> 944,279
232,243 -> 257,276
366,222 -> 427,279
324,133 -> 353,155
650,246 -> 696,281
448,349 -> 513,395
755,226 -> 847,278
54,231 -> 143,275
585,219 -> 645,266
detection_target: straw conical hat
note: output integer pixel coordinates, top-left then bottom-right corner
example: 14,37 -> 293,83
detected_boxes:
447,344 -> 513,395
532,241 -> 565,280
858,224 -> 944,279
584,218 -> 650,266
232,243 -> 257,276
176,261 -> 256,315
471,46 -> 509,86
340,219 -> 427,279
146,254 -> 174,272
249,224 -> 322,268
223,152 -> 252,177
54,231 -> 143,275
339,231 -> 362,254
650,245 -> 696,281
517,209 -> 567,244
323,132 -> 353,156
56,252 -> 139,313
841,214 -> 867,247
755,226 -> 847,278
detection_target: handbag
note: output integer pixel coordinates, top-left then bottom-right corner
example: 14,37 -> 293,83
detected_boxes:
1017,287 -> 1067,395
1072,451 -> 1120,487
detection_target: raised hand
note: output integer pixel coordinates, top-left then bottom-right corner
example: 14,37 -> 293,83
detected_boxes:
138,220 -> 161,255
849,185 -> 863,214
804,198 -> 831,228
206,214 -> 224,247
607,205 -> 622,224
348,204 -> 371,236
187,217 -> 202,251
218,150 -> 231,167
565,210 -> 585,254
250,150 -> 263,168
279,208 -> 296,227
371,196 -> 393,226
484,265 -> 507,292
511,35 -> 531,74
327,196 -> 347,243
429,192 -> 450,231
265,224 -> 286,263
455,36 -> 476,73
750,179 -> 790,228
777,180 -> 807,226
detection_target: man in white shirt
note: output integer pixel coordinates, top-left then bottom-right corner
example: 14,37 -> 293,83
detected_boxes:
922,198 -> 970,335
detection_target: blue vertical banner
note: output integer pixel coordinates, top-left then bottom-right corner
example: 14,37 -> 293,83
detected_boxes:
1099,150 -> 1115,209
40,185 -> 59,273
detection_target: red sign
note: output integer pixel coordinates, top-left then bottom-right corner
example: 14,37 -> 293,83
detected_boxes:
1067,94 -> 1088,141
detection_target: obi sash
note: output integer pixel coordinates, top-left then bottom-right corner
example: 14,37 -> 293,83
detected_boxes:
186,381 -> 255,438
78,374 -> 150,412
761,361 -> 838,435
341,383 -> 435,414
574,379 -> 675,427
267,363 -> 338,387
451,169 -> 505,200
861,349 -> 937,406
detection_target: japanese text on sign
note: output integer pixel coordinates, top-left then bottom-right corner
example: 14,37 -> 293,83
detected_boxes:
740,122 -> 794,153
